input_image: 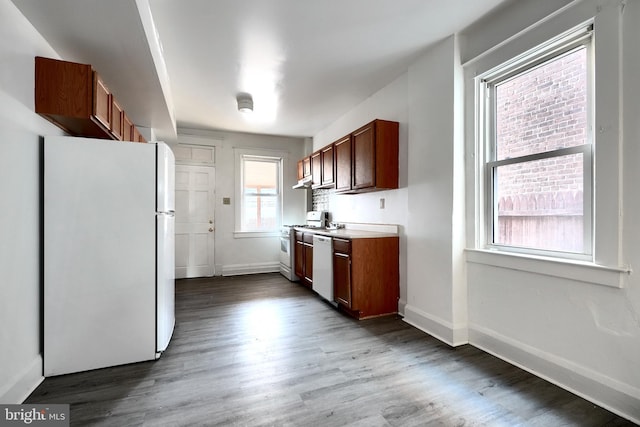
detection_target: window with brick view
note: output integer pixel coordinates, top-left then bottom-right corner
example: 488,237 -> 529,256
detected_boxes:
487,44 -> 591,255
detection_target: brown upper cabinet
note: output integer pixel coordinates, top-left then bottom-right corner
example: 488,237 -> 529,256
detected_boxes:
309,144 -> 335,190
350,119 -> 398,192
311,151 -> 322,187
35,56 -> 145,142
133,126 -> 146,143
295,119 -> 398,193
333,119 -> 398,194
334,135 -> 352,192
320,144 -> 335,188
93,73 -> 111,132
122,113 -> 134,142
110,98 -> 124,141
297,157 -> 313,181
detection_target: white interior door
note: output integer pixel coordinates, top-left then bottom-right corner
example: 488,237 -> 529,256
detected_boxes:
175,165 -> 215,278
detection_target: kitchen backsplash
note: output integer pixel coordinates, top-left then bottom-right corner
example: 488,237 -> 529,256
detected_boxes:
312,188 -> 332,212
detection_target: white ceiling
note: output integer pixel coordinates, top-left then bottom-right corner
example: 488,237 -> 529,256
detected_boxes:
12,0 -> 509,141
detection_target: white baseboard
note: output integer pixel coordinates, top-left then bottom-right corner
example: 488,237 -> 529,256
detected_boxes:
221,262 -> 280,277
397,299 -> 407,316
0,355 -> 43,404
403,304 -> 468,347
469,324 -> 640,425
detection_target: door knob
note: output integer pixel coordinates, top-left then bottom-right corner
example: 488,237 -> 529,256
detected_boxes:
209,227 -> 214,232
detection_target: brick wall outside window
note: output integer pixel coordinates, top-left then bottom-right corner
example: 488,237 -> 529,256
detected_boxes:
493,48 -> 587,251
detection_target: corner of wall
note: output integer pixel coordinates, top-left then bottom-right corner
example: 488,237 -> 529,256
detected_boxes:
403,304 -> 468,347
0,355 -> 43,404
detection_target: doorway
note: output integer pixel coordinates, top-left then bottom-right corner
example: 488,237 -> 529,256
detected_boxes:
174,164 -> 215,278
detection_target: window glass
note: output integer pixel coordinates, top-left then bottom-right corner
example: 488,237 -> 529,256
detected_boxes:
483,31 -> 592,257
495,48 -> 588,161
241,157 -> 281,231
494,153 -> 584,252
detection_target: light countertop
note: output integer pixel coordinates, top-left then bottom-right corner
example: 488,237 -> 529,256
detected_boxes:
293,225 -> 398,239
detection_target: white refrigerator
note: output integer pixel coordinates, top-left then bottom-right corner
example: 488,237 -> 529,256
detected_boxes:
44,135 -> 175,377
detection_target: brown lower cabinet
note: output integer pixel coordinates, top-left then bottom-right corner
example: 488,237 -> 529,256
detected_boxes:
294,230 -> 399,319
333,236 -> 399,319
294,231 -> 313,288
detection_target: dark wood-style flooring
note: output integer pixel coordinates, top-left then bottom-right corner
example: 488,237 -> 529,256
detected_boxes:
27,273 -> 636,426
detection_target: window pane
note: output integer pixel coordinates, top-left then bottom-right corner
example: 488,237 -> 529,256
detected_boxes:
241,157 -> 280,231
242,195 -> 278,230
495,47 -> 587,161
243,160 -> 278,192
494,153 -> 584,252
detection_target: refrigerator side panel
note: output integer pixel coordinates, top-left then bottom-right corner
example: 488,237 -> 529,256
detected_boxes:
44,136 -> 157,376
156,142 -> 175,212
156,213 -> 175,353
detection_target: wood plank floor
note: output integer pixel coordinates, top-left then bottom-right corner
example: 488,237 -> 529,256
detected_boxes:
27,273 -> 636,426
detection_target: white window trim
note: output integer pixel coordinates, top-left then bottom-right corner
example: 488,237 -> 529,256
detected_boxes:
479,26 -> 594,260
233,148 -> 286,238
465,249 -> 628,289
464,7 -> 629,284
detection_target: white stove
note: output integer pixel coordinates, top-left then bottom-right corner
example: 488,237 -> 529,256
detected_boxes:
279,211 -> 328,281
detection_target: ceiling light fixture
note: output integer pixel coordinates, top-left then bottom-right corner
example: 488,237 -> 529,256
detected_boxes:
237,93 -> 253,113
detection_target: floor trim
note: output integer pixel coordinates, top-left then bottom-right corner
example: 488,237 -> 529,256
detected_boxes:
221,262 -> 280,276
403,304 -> 468,347
469,324 -> 640,425
0,355 -> 43,404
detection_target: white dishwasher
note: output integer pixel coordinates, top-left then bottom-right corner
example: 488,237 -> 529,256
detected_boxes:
312,235 -> 334,303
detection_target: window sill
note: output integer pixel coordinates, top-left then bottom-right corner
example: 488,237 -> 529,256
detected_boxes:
465,249 -> 630,289
233,231 -> 280,239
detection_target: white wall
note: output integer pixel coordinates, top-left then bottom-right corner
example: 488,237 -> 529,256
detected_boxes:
0,0 -> 63,403
312,0 -> 640,422
403,35 -> 468,346
312,73 -> 409,310
462,0 -> 640,422
175,128 -> 307,276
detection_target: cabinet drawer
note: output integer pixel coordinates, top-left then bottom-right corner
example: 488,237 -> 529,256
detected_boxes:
295,231 -> 304,242
333,238 -> 351,254
303,233 -> 314,244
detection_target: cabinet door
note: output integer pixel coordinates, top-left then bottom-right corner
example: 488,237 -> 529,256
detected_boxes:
303,157 -> 311,178
111,99 -> 124,140
297,160 -> 304,181
334,135 -> 352,192
311,151 -> 321,187
333,252 -> 351,307
321,145 -> 334,187
294,240 -> 304,279
352,123 -> 375,190
93,73 -> 111,130
304,243 -> 313,284
122,113 -> 134,142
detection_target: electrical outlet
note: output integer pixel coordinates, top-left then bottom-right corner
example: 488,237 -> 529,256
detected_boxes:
379,198 -> 385,209
223,197 -> 231,205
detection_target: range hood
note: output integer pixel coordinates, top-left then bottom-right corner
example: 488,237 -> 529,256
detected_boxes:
292,175 -> 313,189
